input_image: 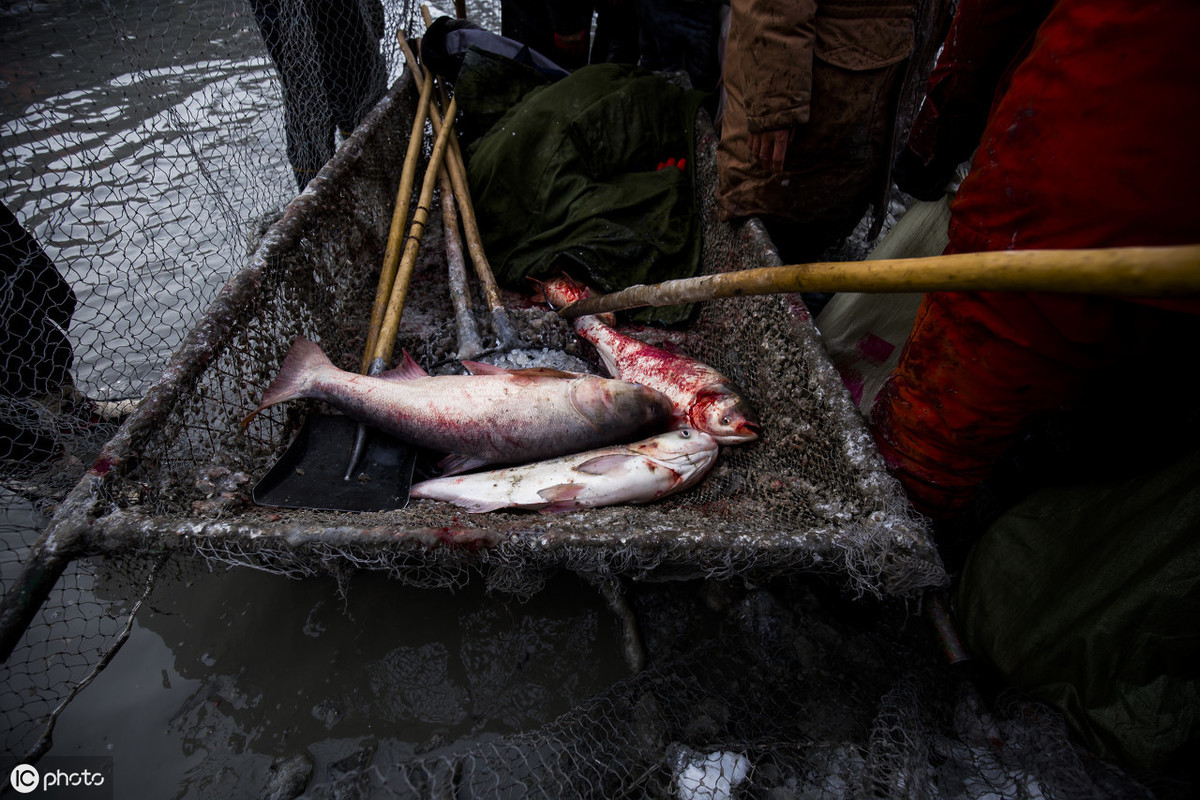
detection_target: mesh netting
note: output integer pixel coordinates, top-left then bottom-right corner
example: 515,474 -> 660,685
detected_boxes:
20,82 -> 943,605
114,569 -> 1155,800
0,2 -> 1175,798
0,0 -> 425,766
382,581 -> 1154,800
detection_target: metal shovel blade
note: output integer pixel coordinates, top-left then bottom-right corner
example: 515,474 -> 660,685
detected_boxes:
251,414 -> 416,512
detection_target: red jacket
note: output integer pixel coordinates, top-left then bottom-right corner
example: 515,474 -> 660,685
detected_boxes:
871,0 -> 1200,516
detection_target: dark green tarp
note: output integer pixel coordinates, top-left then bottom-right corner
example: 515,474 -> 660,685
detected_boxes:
462,61 -> 706,325
954,446 -> 1200,769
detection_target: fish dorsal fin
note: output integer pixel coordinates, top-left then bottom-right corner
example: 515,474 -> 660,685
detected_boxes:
461,361 -> 579,379
460,360 -> 508,376
437,453 -> 492,476
574,453 -> 637,475
512,367 -> 581,379
379,351 -> 428,381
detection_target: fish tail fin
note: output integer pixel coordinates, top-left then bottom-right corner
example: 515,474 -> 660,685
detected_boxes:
410,480 -> 507,513
436,452 -> 492,476
241,337 -> 331,429
527,275 -> 548,304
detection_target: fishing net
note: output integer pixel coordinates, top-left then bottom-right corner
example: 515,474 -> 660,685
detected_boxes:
0,0 -> 430,765
26,81 -> 942,601
364,580 -> 1158,800
0,1 -> 1179,798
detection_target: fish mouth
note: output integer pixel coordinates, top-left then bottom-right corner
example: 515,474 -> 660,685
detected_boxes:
685,417 -> 760,445
731,399 -> 763,441
713,420 -> 760,444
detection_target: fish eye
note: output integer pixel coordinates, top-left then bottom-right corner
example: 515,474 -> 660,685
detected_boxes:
721,416 -> 731,425
680,429 -> 690,438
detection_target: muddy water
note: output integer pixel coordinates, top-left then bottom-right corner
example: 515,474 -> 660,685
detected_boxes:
48,564 -> 629,797
2,0 -> 296,398
1,2 -> 634,797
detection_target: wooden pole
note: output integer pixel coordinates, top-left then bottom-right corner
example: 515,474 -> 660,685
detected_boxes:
558,245 -> 1200,318
373,95 -> 459,363
360,66 -> 434,373
439,162 -> 484,359
398,30 -> 519,347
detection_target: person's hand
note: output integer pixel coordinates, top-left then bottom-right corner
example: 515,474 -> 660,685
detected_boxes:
748,128 -> 794,173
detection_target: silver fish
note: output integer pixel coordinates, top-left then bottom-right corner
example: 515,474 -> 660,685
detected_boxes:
409,427 -> 719,513
242,337 -> 673,474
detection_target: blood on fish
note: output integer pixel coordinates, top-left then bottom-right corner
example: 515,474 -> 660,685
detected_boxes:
536,275 -> 761,445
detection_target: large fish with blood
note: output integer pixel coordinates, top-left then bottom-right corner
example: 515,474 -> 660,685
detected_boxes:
242,337 -> 673,474
410,427 -> 719,513
537,275 -> 761,444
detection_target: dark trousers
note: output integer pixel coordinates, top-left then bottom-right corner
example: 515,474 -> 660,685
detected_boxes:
251,0 -> 388,190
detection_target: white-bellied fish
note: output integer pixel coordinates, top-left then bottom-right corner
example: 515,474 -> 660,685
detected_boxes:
537,275 -> 761,444
242,337 -> 673,474
409,427 -> 719,513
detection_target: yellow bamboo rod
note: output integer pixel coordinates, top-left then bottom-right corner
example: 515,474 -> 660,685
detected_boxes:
373,94 -> 459,364
360,66 -> 435,373
558,245 -> 1200,318
398,30 -> 517,345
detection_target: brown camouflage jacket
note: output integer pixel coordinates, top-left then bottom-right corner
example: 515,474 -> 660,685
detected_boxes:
717,0 -> 915,244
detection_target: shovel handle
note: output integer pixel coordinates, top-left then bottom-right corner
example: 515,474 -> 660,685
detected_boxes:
558,245 -> 1200,318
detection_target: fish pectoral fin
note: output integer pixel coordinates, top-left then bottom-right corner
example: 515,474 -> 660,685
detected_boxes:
537,483 -> 586,504
437,453 -> 493,476
462,500 -> 509,513
537,482 -> 588,513
596,350 -> 621,379
573,453 -> 638,475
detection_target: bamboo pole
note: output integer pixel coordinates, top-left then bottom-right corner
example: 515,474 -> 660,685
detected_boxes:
344,63 -> 439,480
360,67 -> 434,373
373,94 -> 459,364
558,245 -> 1200,318
412,8 -> 518,347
